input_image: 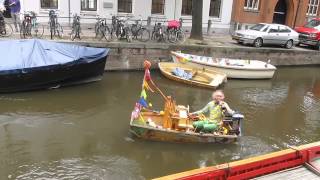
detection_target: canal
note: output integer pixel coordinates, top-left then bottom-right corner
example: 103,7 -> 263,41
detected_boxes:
0,67 -> 319,179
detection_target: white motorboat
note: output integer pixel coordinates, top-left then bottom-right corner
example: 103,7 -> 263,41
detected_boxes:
171,51 -> 277,79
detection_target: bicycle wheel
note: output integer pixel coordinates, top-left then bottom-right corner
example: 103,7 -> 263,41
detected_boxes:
50,21 -> 54,39
102,26 -> 112,41
176,30 -> 186,44
125,28 -> 132,42
56,23 -> 63,38
70,24 -> 80,41
109,27 -> 117,41
167,29 -> 177,43
31,24 -> 44,38
138,28 -> 150,42
94,23 -> 99,38
95,27 -> 104,40
20,25 -> 25,39
70,29 -> 75,41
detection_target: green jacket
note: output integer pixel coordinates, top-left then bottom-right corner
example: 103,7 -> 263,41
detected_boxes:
193,101 -> 223,123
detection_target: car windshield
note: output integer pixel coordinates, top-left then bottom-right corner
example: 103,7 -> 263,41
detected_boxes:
249,24 -> 266,31
304,20 -> 320,30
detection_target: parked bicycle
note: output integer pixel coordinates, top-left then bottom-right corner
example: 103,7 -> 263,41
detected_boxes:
48,10 -> 63,39
115,16 -> 132,42
151,20 -> 167,42
0,11 -> 13,37
94,15 -> 111,41
131,16 -> 150,42
167,19 -> 185,43
70,13 -> 81,41
20,11 -> 44,39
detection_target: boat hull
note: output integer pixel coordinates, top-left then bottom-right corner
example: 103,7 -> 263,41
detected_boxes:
154,141 -> 320,179
130,124 -> 238,144
171,52 -> 276,79
0,56 -> 107,93
158,62 -> 227,89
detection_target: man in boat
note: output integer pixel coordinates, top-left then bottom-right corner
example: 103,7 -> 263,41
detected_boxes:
190,90 -> 234,133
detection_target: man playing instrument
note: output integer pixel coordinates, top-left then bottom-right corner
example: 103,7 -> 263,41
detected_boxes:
190,90 -> 234,132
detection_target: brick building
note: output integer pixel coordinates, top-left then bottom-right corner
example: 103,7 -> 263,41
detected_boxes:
232,0 -> 320,30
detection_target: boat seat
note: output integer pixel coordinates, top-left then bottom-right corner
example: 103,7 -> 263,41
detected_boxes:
178,119 -> 194,129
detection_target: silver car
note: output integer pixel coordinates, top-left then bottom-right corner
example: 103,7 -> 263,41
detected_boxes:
232,23 -> 299,49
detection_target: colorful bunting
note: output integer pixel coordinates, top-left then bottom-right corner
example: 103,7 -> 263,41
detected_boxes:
138,97 -> 148,108
140,89 -> 147,99
131,103 -> 142,119
144,69 -> 151,81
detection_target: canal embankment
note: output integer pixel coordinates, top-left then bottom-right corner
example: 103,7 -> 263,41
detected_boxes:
2,34 -> 319,70
64,40 -> 320,71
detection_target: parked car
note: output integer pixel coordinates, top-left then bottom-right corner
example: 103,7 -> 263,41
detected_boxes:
232,23 -> 299,49
295,18 -> 320,50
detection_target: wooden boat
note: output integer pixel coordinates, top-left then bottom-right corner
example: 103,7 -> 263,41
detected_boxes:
171,51 -> 277,79
158,62 -> 227,89
129,61 -> 244,143
0,39 -> 109,93
154,141 -> 320,179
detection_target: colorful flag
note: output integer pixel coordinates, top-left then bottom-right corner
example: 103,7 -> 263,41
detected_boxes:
144,69 -> 151,81
140,89 -> 147,99
138,97 -> 148,108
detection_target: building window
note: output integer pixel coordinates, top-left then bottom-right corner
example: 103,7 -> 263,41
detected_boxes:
244,0 -> 259,11
307,0 -> 319,16
40,0 -> 58,9
152,0 -> 165,14
81,0 -> 97,11
118,0 -> 132,13
181,0 -> 192,16
209,0 -> 221,17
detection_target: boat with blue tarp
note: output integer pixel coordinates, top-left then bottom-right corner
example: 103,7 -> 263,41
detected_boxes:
0,39 -> 109,93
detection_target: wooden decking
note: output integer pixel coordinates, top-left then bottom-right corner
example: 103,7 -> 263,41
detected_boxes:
254,165 -> 320,180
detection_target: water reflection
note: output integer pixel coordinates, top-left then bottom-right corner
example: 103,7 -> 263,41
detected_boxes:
0,67 -> 319,179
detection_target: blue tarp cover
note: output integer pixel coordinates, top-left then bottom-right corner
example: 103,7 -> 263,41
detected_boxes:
0,39 -> 109,71
172,67 -> 193,80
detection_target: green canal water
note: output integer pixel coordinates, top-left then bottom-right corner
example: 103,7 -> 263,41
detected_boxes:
0,67 -> 319,179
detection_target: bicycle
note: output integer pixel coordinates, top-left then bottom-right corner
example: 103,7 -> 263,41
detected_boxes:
70,13 -> 81,41
21,11 -> 44,38
131,16 -> 150,42
151,21 -> 167,42
115,16 -> 132,42
20,12 -> 32,38
94,15 -> 111,41
0,11 -> 13,37
30,12 -> 44,38
167,19 -> 185,43
48,10 -> 63,39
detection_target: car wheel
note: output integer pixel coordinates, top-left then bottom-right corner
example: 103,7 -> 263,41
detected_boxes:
253,38 -> 263,48
285,40 -> 293,49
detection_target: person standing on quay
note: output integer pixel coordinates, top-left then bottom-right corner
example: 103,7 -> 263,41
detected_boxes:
8,0 -> 20,32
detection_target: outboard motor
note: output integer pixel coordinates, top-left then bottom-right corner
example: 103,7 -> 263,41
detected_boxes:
223,112 -> 244,136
